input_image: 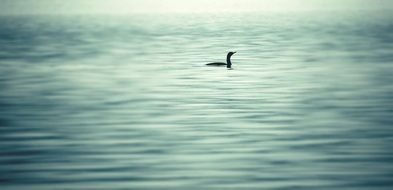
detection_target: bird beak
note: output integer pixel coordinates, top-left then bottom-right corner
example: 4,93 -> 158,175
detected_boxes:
233,51 -> 237,54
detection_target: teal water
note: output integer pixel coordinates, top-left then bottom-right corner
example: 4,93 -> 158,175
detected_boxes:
0,11 -> 393,190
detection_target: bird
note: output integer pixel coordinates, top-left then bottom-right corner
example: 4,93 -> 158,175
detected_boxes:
206,51 -> 236,69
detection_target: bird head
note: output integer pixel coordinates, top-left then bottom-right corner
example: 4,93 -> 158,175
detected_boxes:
228,51 -> 237,56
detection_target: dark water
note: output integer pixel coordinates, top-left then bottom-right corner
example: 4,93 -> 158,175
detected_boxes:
1,11 -> 393,190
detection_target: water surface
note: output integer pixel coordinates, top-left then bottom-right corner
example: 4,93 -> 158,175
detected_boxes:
1,11 -> 393,190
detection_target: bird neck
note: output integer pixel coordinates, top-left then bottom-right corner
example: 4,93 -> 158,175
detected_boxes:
226,55 -> 232,68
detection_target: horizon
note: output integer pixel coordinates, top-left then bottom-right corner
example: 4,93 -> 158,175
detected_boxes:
1,0 -> 393,15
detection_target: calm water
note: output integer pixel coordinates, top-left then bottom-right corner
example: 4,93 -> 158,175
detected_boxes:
1,11 -> 393,190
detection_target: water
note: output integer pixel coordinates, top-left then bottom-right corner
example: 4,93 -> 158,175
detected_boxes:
0,11 -> 393,190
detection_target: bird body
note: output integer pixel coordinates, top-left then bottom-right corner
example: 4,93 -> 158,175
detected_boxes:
206,52 -> 236,68
206,62 -> 227,66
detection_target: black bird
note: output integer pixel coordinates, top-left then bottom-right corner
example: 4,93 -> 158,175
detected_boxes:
206,51 -> 236,69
